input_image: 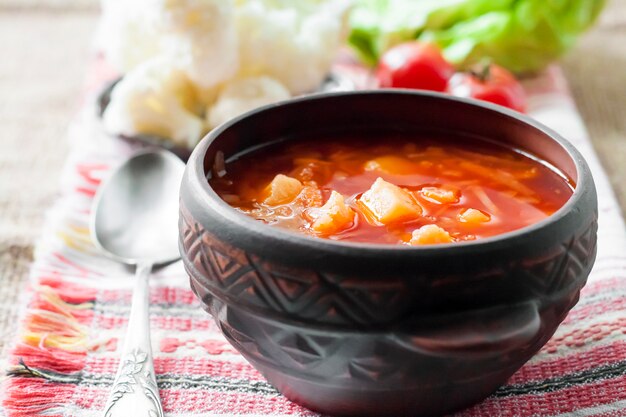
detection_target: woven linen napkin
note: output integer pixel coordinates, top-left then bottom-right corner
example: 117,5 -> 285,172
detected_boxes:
2,59 -> 626,417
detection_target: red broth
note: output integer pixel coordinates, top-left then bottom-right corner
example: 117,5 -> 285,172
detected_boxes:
209,132 -> 574,245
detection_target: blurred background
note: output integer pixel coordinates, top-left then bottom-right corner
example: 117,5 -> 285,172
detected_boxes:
0,0 -> 625,352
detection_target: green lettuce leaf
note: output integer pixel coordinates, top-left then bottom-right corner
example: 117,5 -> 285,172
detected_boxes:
348,0 -> 605,72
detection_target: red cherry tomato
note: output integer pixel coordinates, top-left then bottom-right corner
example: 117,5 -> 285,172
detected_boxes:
376,42 -> 454,92
448,64 -> 527,112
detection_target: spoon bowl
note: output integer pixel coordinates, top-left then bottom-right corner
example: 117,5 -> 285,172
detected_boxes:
92,149 -> 184,266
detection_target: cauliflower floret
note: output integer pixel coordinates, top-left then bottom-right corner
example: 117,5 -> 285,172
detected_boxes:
235,0 -> 352,95
156,0 -> 239,89
98,0 -> 238,89
99,0 -> 350,148
102,59 -> 206,148
97,0 -> 163,72
208,76 -> 290,128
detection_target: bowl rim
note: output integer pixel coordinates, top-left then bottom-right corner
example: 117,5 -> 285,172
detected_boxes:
185,89 -> 593,255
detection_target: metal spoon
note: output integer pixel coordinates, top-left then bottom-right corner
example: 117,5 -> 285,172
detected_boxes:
91,149 -> 185,417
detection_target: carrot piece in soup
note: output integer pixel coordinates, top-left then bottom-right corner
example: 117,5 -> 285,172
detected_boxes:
458,208 -> 491,225
419,186 -> 460,204
410,224 -> 454,245
264,174 -> 303,205
364,156 -> 418,175
310,191 -> 355,234
360,178 -> 422,224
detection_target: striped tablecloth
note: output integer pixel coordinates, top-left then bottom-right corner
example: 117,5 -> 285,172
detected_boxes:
2,61 -> 626,417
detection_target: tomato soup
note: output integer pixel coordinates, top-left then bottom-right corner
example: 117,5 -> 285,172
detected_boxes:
209,132 -> 574,245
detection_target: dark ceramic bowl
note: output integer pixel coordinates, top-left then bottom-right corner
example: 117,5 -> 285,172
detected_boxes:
179,91 -> 598,416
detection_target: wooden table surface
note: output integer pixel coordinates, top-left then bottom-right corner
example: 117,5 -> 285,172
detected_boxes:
1,0 -> 625,358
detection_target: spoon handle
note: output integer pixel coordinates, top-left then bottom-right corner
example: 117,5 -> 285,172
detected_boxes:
103,263 -> 163,417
